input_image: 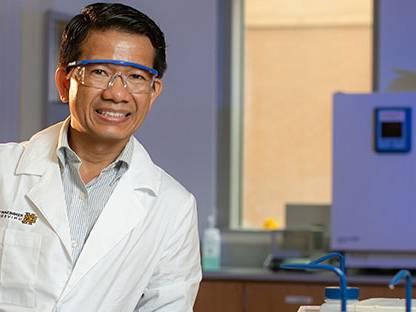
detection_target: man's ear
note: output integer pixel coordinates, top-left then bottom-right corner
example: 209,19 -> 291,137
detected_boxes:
149,78 -> 163,109
55,67 -> 70,103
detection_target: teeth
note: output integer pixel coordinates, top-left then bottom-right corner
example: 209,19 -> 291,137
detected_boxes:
98,110 -> 126,118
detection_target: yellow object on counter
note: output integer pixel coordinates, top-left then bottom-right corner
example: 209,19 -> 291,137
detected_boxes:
263,217 -> 280,230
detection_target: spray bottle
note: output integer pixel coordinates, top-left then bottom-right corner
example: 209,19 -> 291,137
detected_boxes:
202,215 -> 221,271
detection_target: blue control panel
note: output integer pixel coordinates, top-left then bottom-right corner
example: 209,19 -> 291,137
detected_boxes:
374,107 -> 411,153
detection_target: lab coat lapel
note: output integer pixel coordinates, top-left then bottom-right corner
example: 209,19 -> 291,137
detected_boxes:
16,121 -> 73,259
65,170 -> 148,293
26,167 -> 73,258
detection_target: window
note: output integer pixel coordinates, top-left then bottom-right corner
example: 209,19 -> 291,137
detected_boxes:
229,0 -> 373,229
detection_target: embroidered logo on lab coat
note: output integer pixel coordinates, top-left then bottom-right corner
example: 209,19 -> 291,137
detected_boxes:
22,213 -> 38,225
0,211 -> 38,225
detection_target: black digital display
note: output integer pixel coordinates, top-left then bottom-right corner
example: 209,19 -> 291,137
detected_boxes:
381,122 -> 402,138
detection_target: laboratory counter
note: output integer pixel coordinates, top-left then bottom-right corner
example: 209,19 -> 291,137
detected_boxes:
202,266 -> 403,285
195,267 -> 409,312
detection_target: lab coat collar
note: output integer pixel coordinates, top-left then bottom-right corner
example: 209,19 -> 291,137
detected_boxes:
15,119 -> 161,195
129,137 -> 161,196
16,122 -> 63,176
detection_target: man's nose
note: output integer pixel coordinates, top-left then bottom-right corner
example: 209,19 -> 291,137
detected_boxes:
102,74 -> 130,102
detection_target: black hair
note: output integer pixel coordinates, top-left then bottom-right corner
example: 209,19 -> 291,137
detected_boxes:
58,2 -> 167,78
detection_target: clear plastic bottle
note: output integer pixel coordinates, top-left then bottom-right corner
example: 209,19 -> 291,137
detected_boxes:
202,215 -> 221,271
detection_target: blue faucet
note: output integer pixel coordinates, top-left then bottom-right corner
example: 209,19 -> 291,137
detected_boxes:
309,252 -> 346,274
280,262 -> 348,312
389,269 -> 412,312
281,252 -> 349,312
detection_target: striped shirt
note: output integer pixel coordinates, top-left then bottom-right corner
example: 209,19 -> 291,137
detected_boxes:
56,122 -> 133,263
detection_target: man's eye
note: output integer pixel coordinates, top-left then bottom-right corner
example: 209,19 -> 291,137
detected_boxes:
90,69 -> 108,76
129,73 -> 146,81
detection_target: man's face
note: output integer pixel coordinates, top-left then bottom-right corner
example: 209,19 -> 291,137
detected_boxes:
56,29 -> 162,145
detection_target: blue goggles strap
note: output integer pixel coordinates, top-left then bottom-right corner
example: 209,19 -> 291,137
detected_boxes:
67,59 -> 159,77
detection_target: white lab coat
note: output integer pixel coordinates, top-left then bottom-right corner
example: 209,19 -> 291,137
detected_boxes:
0,121 -> 202,311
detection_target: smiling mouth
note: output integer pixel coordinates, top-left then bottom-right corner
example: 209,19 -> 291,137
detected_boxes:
96,109 -> 131,118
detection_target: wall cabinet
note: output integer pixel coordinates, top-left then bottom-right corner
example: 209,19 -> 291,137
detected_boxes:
194,279 -> 406,312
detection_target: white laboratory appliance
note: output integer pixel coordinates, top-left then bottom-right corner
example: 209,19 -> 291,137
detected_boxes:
332,92 -> 416,268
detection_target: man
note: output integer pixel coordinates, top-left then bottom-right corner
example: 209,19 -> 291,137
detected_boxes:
0,3 -> 201,311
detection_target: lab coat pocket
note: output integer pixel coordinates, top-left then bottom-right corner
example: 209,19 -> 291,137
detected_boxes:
0,228 -> 42,307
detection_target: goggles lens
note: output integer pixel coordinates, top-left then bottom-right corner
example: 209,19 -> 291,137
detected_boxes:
67,59 -> 158,94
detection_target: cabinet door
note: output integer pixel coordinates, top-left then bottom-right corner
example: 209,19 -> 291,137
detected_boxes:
194,280 -> 244,312
246,282 -> 327,312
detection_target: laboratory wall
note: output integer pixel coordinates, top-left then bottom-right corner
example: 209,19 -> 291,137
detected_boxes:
376,0 -> 416,91
0,0 -> 218,232
0,1 -> 21,142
